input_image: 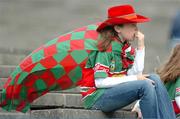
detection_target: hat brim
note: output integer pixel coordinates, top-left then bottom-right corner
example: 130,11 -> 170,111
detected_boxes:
96,14 -> 150,32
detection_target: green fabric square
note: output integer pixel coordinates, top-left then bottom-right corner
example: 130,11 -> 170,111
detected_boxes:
48,83 -> 60,91
70,50 -> 88,64
31,50 -> 44,63
34,79 -> 47,92
85,39 -> 97,50
12,99 -> 20,106
53,51 -> 68,62
2,100 -> 13,111
11,66 -> 22,80
94,71 -> 108,78
57,41 -> 70,51
87,25 -> 97,30
21,103 -> 30,113
1,89 -> 6,101
20,86 -> 27,100
45,37 -> 59,47
31,63 -> 46,73
10,66 -> 22,85
17,72 -> 29,84
50,64 -> 65,79
68,66 -> 82,83
71,31 -> 85,40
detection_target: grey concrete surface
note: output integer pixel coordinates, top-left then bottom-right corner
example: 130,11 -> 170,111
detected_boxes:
0,108 -> 137,119
31,108 -> 137,119
0,65 -> 16,78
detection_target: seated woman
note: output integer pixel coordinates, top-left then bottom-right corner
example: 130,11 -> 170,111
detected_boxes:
78,4 -> 176,119
157,44 -> 180,117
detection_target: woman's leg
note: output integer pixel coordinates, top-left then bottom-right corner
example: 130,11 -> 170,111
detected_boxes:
92,80 -> 160,118
148,74 -> 176,119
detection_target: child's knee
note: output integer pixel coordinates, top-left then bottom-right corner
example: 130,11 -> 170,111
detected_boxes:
148,73 -> 163,85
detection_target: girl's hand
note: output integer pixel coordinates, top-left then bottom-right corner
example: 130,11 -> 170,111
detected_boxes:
137,74 -> 155,85
134,31 -> 145,50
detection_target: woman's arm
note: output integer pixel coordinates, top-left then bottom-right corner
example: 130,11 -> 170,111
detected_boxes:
128,31 -> 145,75
95,75 -> 137,88
127,48 -> 145,75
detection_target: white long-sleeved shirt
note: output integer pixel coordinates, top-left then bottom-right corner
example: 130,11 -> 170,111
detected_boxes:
95,48 -> 145,88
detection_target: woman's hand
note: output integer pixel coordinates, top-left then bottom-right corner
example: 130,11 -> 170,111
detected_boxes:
134,31 -> 145,50
137,74 -> 155,85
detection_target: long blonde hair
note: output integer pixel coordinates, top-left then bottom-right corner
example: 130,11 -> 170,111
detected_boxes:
97,25 -> 123,51
157,44 -> 180,83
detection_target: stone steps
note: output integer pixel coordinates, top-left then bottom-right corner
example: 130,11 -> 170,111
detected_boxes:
0,54 -> 26,65
31,108 -> 137,119
0,48 -> 31,65
0,108 -> 137,119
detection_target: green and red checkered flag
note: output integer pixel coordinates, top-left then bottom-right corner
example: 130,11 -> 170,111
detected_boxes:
0,23 -> 127,113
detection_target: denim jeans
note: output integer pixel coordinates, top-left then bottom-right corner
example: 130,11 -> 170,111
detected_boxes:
91,74 -> 176,119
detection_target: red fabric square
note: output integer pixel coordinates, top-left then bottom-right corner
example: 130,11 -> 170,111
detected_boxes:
24,74 -> 39,87
40,57 -> 58,69
23,63 -> 37,73
6,85 -> 14,99
13,85 -> 22,99
27,87 -> 39,102
59,55 -> 78,73
16,101 -> 26,112
19,56 -> 33,71
56,75 -> 73,90
40,70 -> 56,87
44,44 -> 57,57
70,40 -> 84,50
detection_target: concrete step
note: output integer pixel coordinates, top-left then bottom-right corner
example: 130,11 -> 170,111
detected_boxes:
0,108 -> 137,119
0,91 -> 134,111
0,47 -> 31,55
31,108 -> 137,119
0,54 -> 26,65
0,109 -> 29,119
0,65 -> 16,78
32,93 -> 134,111
32,93 -> 83,108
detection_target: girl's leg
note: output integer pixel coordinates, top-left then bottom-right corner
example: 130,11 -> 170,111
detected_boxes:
92,80 -> 160,119
148,74 -> 176,119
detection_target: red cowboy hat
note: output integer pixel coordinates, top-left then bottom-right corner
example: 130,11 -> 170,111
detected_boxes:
97,4 -> 150,31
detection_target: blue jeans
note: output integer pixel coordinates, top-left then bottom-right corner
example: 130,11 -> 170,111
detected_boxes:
91,74 -> 176,119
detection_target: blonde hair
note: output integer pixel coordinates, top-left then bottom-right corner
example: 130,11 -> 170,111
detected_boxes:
157,44 -> 180,83
97,25 -> 123,51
